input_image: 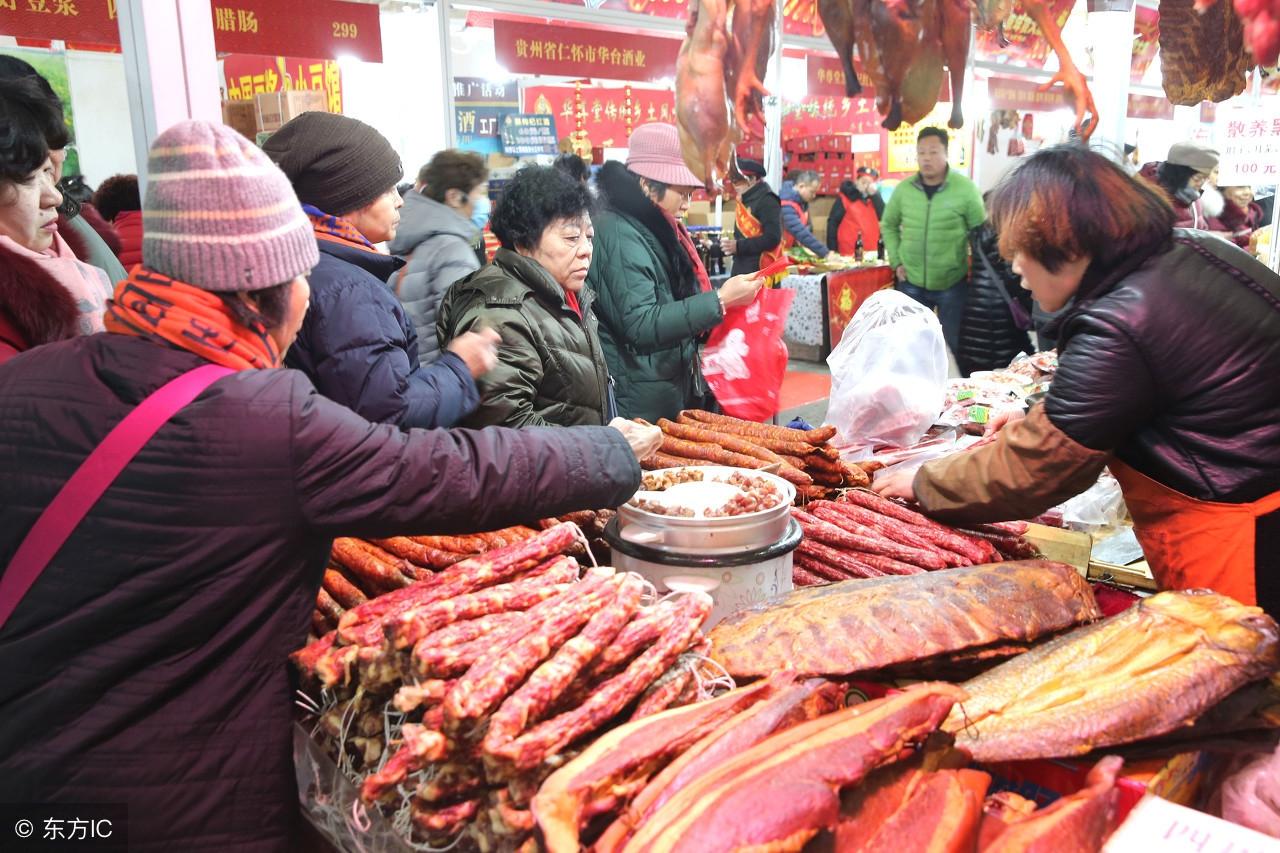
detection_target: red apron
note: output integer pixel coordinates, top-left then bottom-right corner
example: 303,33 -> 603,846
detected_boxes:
1111,460 -> 1280,605
779,198 -> 807,252
835,191 -> 881,257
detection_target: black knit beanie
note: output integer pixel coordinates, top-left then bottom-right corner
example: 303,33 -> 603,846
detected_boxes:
262,112 -> 403,215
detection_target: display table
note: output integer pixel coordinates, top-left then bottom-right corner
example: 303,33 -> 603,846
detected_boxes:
780,264 -> 895,358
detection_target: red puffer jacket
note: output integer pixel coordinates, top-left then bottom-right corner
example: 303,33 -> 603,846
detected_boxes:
112,209 -> 144,268
0,334 -> 641,851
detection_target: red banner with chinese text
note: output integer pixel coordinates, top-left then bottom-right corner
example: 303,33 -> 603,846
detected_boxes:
0,0 -> 120,45
806,54 -> 873,99
211,0 -> 381,62
974,0 -> 1075,68
223,54 -> 343,114
988,76 -> 1072,112
541,0 -> 827,38
1,0 -> 381,60
1131,6 -> 1159,84
1127,93 -> 1173,120
496,20 -> 680,83
523,84 -> 675,147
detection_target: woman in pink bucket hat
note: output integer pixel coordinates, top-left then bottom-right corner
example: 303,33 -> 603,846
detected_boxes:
586,122 -> 764,421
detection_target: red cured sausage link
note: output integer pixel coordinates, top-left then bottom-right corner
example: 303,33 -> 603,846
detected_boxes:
444,572 -> 620,727
389,555 -> 579,650
290,630 -> 337,679
483,574 -> 647,759
339,522 -> 583,646
793,551 -> 861,582
499,592 -> 712,772
580,599 -> 682,685
657,434 -> 770,470
985,520 -> 1031,536
414,611 -> 528,654
347,537 -> 426,581
331,538 -> 413,593
809,500 -> 965,567
682,409 -> 837,445
311,610 -> 330,636
409,534 -> 487,555
839,490 -> 1000,563
799,536 -> 925,577
641,451 -> 713,470
804,505 -> 950,570
412,797 -> 482,836
677,414 -> 825,458
359,723 -> 449,804
631,665 -> 696,721
372,537 -> 465,570
796,539 -> 889,579
315,586 -> 345,623
958,527 -> 1041,561
657,419 -> 784,466
392,679 -> 456,713
838,461 -> 871,488
413,615 -> 536,679
792,565 -> 829,586
323,568 -> 368,610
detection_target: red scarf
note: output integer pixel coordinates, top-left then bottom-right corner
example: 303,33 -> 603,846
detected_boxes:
563,288 -> 582,318
662,209 -> 712,294
104,266 -> 281,370
303,204 -> 381,253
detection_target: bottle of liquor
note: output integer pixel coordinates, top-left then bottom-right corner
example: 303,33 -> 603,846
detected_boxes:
876,234 -> 885,263
854,233 -> 864,261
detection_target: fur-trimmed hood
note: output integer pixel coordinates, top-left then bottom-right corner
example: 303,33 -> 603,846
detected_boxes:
594,161 -> 697,300
0,240 -> 80,363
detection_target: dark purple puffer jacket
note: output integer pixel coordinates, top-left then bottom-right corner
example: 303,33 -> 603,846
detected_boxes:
0,334 -> 640,851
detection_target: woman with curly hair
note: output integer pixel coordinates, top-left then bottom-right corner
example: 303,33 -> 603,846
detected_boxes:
877,145 -> 1280,616
92,173 -> 143,267
437,164 -> 611,428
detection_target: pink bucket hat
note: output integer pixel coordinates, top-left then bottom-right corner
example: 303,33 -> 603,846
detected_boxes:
626,123 -> 703,187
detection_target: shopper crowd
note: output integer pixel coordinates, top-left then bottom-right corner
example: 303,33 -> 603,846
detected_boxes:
3,53 -> 1280,851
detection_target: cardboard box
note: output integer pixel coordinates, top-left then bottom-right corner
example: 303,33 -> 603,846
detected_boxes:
221,99 -> 258,140
1103,794 -> 1280,852
256,89 -> 328,132
1024,522 -> 1092,576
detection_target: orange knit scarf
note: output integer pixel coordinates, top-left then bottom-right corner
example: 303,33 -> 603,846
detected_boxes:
104,266 -> 280,370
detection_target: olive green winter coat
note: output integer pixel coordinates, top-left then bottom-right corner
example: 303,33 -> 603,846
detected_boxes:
586,209 -> 723,421
438,249 -> 611,428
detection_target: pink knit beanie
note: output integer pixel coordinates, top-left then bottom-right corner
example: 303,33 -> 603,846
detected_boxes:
142,120 -> 318,292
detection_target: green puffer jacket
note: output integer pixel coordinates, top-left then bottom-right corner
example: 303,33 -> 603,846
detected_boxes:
437,249 -> 611,428
586,209 -> 723,422
881,168 -> 986,291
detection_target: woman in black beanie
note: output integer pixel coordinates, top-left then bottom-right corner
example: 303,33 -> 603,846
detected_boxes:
263,112 -> 498,428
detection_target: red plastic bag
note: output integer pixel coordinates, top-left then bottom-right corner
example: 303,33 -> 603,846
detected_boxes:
700,287 -> 795,421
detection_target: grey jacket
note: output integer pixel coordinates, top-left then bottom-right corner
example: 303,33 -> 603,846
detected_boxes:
388,190 -> 482,366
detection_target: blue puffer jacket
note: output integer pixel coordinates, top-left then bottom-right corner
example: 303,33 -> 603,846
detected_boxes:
286,238 -> 479,428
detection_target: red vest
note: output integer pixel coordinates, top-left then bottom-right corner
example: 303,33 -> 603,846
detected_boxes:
835,191 -> 881,256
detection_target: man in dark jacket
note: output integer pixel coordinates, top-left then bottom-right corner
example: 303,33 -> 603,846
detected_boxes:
263,112 -> 498,429
0,120 -> 650,852
722,158 -> 782,276
779,169 -> 831,258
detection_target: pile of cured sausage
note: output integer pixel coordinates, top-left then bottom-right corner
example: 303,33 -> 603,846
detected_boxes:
291,523 -> 717,849
790,490 -> 1041,586
639,409 -> 877,498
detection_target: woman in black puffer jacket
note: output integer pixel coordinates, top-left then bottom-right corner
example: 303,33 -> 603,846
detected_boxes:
955,222 -> 1033,376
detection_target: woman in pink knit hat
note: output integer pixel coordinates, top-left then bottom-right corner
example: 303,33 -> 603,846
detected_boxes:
0,120 -> 652,851
587,122 -> 764,421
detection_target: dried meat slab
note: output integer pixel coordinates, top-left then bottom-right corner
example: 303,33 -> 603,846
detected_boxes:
946,591 -> 1280,762
708,561 -> 1101,678
1161,0 -> 1254,105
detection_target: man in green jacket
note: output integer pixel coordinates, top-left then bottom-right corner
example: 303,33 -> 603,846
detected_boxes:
881,127 -> 987,357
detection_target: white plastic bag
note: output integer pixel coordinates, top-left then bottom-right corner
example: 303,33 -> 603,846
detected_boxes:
826,289 -> 948,454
